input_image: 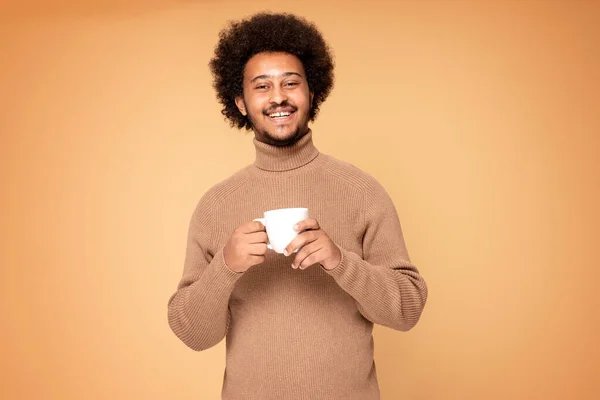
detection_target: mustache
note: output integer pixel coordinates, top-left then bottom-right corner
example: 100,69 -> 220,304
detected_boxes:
264,101 -> 297,114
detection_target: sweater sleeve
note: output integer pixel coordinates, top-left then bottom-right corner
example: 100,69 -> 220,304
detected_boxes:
324,180 -> 428,331
167,197 -> 242,351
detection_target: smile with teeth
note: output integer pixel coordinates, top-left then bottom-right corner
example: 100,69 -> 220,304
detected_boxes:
268,111 -> 293,119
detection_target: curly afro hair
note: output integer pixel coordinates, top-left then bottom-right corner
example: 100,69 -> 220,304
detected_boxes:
209,12 -> 335,130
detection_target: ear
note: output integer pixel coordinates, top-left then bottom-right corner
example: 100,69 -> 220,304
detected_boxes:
235,96 -> 247,116
310,92 -> 314,107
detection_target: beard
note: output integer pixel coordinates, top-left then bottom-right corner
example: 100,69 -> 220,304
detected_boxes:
246,101 -> 310,147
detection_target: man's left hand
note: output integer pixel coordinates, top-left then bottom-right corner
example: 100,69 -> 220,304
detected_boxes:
284,218 -> 341,271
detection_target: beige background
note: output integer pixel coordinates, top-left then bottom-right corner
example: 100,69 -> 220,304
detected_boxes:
1,0 -> 599,399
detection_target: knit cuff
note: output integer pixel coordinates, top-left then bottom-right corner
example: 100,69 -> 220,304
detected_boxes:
322,246 -> 351,278
210,246 -> 245,285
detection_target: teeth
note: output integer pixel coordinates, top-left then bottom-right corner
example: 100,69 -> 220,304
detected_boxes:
269,112 -> 291,118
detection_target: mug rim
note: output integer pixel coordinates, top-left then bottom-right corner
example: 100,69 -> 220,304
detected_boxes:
264,207 -> 308,217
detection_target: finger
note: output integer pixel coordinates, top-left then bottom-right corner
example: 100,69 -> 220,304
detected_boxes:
248,243 -> 268,255
291,239 -> 320,269
294,218 -> 320,233
247,231 -> 269,244
284,230 -> 318,256
239,221 -> 267,234
293,243 -> 323,270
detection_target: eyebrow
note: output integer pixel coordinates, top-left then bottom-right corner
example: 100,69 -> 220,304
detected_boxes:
250,72 -> 303,83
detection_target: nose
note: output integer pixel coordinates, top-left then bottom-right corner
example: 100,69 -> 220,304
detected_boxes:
269,85 -> 287,105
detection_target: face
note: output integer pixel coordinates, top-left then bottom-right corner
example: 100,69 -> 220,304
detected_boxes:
235,52 -> 314,147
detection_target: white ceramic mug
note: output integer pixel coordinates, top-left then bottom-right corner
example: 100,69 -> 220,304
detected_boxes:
253,207 -> 309,254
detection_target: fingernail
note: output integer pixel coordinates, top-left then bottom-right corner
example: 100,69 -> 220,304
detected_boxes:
291,263 -> 295,269
283,249 -> 288,256
294,224 -> 299,230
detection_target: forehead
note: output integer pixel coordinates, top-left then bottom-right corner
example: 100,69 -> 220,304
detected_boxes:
243,52 -> 306,80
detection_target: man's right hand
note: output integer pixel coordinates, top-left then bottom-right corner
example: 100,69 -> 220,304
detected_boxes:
223,221 -> 269,273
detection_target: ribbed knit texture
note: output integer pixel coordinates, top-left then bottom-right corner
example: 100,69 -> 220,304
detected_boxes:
167,130 -> 428,400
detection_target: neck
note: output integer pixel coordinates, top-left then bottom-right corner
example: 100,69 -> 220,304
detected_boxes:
253,129 -> 319,172
253,127 -> 310,147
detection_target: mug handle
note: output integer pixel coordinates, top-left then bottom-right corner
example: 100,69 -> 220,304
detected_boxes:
253,218 -> 273,250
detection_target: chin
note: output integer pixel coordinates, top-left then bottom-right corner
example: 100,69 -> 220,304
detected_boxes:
260,126 -> 306,146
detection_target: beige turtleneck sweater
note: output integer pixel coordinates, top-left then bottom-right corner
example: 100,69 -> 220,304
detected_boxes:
167,130 -> 428,399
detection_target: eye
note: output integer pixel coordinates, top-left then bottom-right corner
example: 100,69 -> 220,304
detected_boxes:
255,84 -> 269,90
284,81 -> 299,87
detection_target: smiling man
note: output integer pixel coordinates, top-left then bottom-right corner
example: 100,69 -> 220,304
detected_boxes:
167,12 -> 428,400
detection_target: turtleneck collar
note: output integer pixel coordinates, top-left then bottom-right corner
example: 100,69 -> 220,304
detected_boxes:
253,129 -> 320,172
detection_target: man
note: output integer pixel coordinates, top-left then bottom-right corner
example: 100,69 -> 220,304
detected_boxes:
168,12 -> 428,400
